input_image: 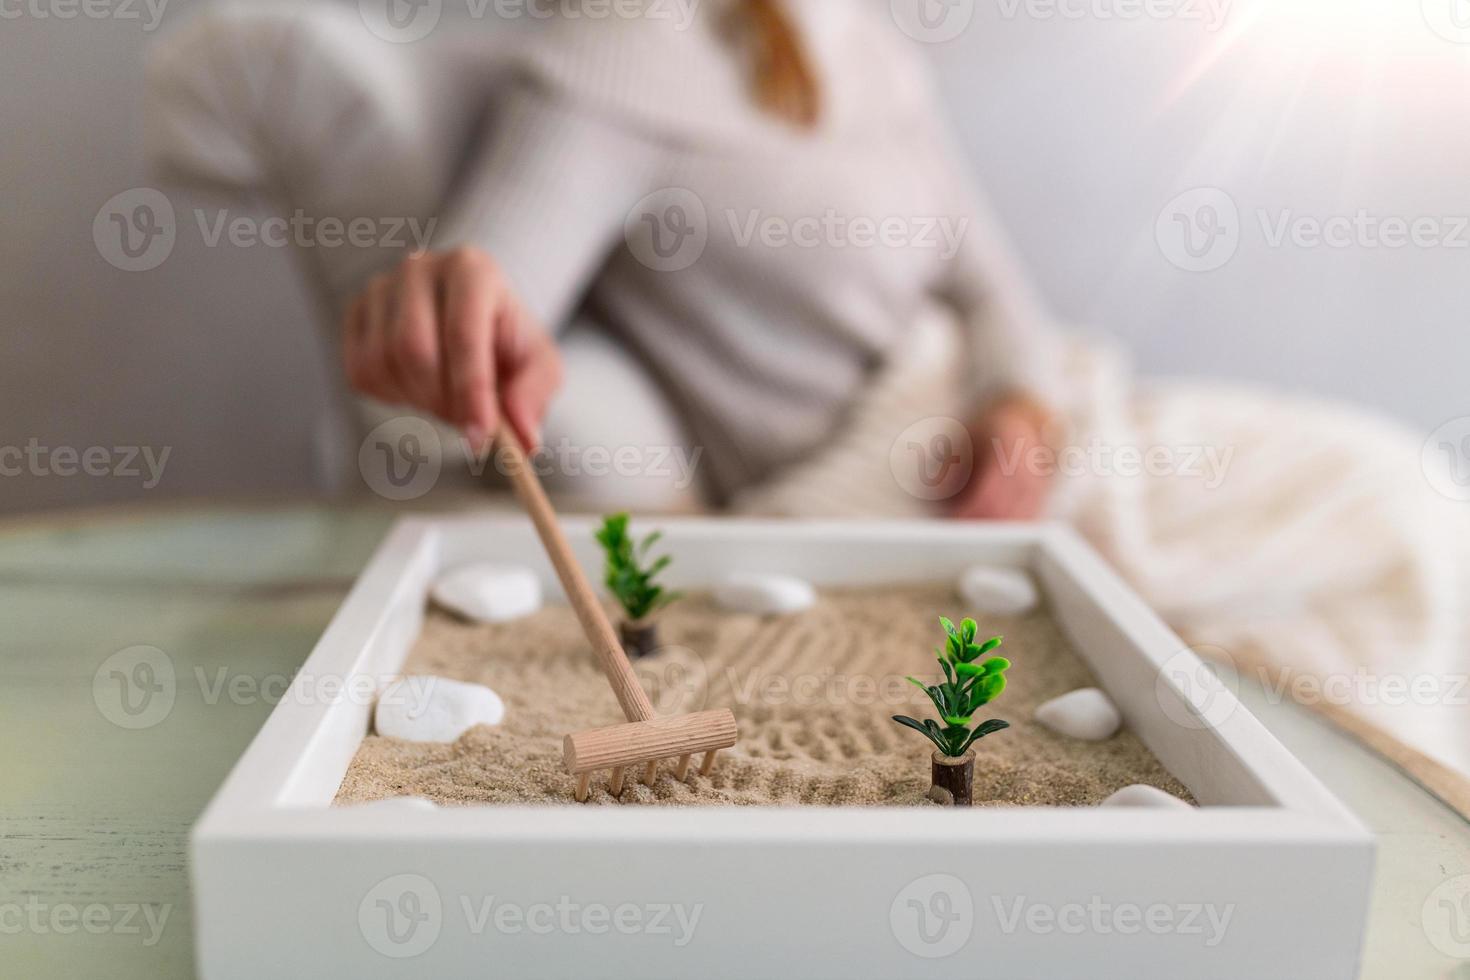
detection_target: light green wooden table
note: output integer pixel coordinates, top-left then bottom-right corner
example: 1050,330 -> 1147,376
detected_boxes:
2,504 -> 1468,979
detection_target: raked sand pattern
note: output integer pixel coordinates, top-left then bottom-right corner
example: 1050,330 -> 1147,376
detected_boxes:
335,584 -> 1192,807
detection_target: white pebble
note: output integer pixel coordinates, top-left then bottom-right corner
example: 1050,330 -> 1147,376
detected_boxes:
1034,688 -> 1121,741
1100,784 -> 1192,809
956,566 -> 1039,616
714,572 -> 816,615
431,563 -> 541,623
374,675 -> 504,742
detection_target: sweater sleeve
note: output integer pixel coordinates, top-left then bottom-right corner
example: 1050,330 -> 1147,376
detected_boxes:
432,83 -> 669,332
932,162 -> 1065,416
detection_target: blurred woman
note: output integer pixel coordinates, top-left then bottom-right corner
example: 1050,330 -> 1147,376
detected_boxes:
331,0 -> 1060,516
149,0 -> 1470,775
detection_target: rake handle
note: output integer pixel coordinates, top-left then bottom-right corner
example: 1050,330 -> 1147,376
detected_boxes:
495,424 -> 655,724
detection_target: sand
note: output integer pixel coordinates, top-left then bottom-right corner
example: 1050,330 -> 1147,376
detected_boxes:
335,584 -> 1193,807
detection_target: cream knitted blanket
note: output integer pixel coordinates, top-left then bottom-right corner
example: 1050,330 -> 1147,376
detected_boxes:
737,313 -> 1470,781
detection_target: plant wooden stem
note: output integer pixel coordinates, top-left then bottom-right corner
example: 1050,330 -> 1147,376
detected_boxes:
619,619 -> 660,659
931,750 -> 976,807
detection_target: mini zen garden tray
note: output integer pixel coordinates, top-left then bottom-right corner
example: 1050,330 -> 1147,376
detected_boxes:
191,517 -> 1373,979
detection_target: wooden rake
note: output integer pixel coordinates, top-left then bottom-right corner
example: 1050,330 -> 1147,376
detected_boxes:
495,424 -> 738,802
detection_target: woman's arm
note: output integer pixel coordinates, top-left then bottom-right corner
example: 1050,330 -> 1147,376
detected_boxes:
933,167 -> 1066,520
341,88 -> 667,450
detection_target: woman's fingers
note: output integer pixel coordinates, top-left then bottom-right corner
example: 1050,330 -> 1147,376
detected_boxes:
340,295 -> 370,394
953,469 -> 1002,520
948,402 -> 1057,521
388,253 -> 443,417
1018,468 -> 1048,519
439,248 -> 500,444
340,246 -> 565,451
360,274 -> 406,405
500,326 -> 563,452
950,447 -> 1045,520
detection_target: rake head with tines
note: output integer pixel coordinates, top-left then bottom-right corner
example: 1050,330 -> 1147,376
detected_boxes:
495,425 -> 739,802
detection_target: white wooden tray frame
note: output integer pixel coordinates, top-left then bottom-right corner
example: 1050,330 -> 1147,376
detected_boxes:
192,517 -> 1373,979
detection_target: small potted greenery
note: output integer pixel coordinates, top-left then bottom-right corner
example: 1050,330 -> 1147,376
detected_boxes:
892,617 -> 1011,806
594,513 -> 680,659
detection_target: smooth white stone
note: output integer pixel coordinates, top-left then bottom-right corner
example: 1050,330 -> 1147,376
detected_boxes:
374,675 -> 504,742
714,572 -> 817,615
1034,687 -> 1122,741
1100,784 -> 1192,809
956,566 -> 1039,615
431,563 -> 541,623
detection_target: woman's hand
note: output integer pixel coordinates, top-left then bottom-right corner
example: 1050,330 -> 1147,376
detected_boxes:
341,247 -> 562,451
950,393 -> 1057,521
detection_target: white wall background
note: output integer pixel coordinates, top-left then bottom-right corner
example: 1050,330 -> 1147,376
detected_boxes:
3,0 -> 1468,513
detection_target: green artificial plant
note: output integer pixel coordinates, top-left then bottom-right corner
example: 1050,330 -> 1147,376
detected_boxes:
892,616 -> 1011,757
594,512 -> 680,623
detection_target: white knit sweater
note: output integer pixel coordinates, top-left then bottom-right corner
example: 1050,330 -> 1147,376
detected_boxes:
145,0 -> 1061,501
435,1 -> 1062,499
